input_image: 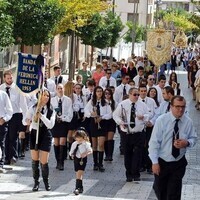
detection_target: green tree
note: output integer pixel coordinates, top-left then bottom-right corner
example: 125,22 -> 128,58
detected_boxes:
77,11 -> 123,49
123,21 -> 146,43
8,0 -> 65,45
0,0 -> 14,47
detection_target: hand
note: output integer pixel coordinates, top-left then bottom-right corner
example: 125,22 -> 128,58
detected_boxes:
173,139 -> 188,149
146,121 -> 153,127
96,117 -> 102,123
0,118 -> 5,125
137,115 -> 144,120
91,111 -> 97,118
81,153 -> 87,158
25,119 -> 32,126
152,163 -> 160,175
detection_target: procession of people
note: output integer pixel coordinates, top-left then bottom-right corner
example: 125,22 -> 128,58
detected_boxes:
0,48 -> 199,199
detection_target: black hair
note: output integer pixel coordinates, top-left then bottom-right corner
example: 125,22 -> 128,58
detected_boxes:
103,88 -> 115,111
92,86 -> 106,106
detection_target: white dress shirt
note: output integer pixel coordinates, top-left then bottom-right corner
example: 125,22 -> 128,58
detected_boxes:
26,105 -> 56,131
51,95 -> 73,122
0,82 -> 28,123
46,79 -> 56,97
154,85 -> 164,104
99,76 -> 116,90
69,141 -> 92,158
0,90 -> 13,122
73,94 -> 86,113
133,75 -> 144,87
84,100 -> 112,120
49,75 -> 67,86
138,96 -> 157,125
113,99 -> 149,133
113,84 -> 131,104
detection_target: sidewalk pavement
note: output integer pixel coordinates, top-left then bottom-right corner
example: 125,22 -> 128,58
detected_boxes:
0,70 -> 200,200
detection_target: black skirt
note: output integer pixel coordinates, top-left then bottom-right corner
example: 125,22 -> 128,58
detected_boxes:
30,128 -> 52,152
68,111 -> 84,130
106,119 -> 116,133
51,121 -> 68,138
90,118 -> 107,137
74,157 -> 87,171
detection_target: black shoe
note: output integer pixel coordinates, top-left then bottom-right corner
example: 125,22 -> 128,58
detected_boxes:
79,188 -> 83,193
4,160 -> 10,165
93,165 -> 99,171
108,157 -> 113,161
59,164 -> 64,171
32,181 -> 39,192
104,157 -> 109,161
98,166 -> 105,172
133,177 -> 141,181
147,169 -> 153,174
126,177 -> 133,182
74,189 -> 79,195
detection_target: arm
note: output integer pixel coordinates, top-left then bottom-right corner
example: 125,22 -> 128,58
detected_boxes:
40,110 -> 56,129
3,93 -> 13,122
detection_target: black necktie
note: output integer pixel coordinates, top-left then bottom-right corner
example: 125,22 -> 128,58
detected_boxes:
44,78 -> 47,88
166,102 -> 171,112
58,98 -> 62,115
96,102 -> 100,116
106,79 -> 110,88
6,87 -> 10,98
142,99 -> 145,103
130,103 -> 136,128
123,86 -> 126,97
55,77 -> 58,85
172,119 -> 180,158
139,77 -> 143,85
88,93 -> 92,101
73,144 -> 80,157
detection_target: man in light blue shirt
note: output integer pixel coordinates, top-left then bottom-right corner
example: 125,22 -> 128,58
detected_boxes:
149,95 -> 197,200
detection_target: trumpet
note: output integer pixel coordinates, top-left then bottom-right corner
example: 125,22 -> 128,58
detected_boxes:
93,107 -> 101,130
121,105 -> 131,134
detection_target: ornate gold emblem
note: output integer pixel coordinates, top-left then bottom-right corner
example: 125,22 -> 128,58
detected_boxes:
174,31 -> 187,48
147,29 -> 172,67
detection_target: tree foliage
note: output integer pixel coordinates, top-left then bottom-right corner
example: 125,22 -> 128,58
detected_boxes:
159,8 -> 198,32
0,0 -> 14,47
123,21 -> 146,43
57,0 -> 108,33
77,11 -> 123,49
7,0 -> 65,45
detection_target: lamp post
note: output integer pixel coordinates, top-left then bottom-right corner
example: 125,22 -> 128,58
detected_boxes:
131,1 -> 139,55
155,0 -> 162,28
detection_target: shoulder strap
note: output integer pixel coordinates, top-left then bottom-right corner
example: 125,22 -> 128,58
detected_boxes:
46,108 -> 53,120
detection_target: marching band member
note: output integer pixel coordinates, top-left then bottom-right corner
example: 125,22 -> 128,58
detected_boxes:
113,74 -> 130,155
0,70 -> 28,165
99,68 -> 116,90
25,89 -> 55,191
64,81 -> 75,159
113,87 -> 149,182
103,88 -> 116,162
138,84 -> 157,173
51,84 -> 73,170
84,86 -> 111,172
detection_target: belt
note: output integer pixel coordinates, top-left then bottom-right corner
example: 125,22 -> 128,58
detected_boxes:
126,131 -> 142,135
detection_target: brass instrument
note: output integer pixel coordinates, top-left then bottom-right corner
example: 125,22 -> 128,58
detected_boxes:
121,105 -> 134,134
93,106 -> 101,130
55,107 -> 62,123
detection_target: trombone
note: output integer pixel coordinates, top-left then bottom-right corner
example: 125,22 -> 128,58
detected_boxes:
93,106 -> 101,130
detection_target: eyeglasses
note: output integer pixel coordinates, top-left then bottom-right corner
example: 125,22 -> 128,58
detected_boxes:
131,93 -> 140,96
149,78 -> 155,81
172,105 -> 186,109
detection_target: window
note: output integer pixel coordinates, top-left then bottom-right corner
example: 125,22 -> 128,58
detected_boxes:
128,0 -> 139,3
127,13 -> 139,23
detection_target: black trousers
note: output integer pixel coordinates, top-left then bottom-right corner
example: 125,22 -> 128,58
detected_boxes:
6,113 -> 24,161
0,124 -> 8,167
153,156 -> 187,200
124,132 -> 142,179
